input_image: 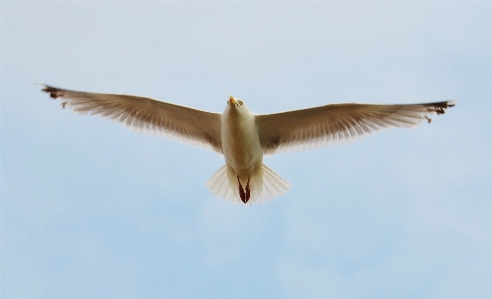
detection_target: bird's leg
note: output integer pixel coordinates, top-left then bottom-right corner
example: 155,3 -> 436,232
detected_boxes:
245,177 -> 251,203
237,176 -> 246,203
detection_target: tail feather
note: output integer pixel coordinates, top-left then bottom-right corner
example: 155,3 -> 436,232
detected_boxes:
261,164 -> 291,199
205,165 -> 234,202
206,163 -> 291,205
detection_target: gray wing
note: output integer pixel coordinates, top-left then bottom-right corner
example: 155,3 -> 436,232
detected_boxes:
256,101 -> 455,155
41,84 -> 222,153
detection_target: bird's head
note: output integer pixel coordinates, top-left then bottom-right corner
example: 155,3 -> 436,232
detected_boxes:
225,96 -> 249,114
227,95 -> 243,107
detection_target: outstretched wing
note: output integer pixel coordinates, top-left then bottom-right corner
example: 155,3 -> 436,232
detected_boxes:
41,84 -> 223,153
256,101 -> 455,155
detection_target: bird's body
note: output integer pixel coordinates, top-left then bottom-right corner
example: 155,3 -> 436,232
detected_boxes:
40,84 -> 455,204
221,98 -> 262,178
219,97 -> 286,203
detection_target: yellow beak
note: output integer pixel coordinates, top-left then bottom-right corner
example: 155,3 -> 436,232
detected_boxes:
228,96 -> 237,106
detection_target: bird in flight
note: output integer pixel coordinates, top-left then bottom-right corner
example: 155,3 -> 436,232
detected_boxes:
40,84 -> 455,205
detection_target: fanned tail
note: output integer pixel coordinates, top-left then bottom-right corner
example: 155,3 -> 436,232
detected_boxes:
205,163 -> 291,205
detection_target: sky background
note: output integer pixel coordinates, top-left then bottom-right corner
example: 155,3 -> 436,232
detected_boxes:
1,1 -> 491,298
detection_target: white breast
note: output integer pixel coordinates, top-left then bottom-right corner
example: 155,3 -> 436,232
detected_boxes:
221,106 -> 263,176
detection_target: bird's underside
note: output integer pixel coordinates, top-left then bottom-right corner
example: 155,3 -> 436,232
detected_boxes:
40,84 -> 455,204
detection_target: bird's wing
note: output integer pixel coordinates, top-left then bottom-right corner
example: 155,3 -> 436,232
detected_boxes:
256,101 -> 455,155
41,84 -> 223,153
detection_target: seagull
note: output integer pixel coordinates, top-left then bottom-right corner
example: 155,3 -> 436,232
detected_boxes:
40,84 -> 455,205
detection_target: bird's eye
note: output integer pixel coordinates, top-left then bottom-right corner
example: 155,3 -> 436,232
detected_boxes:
238,100 -> 243,105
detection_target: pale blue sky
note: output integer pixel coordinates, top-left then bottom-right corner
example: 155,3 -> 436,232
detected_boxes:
1,1 -> 491,298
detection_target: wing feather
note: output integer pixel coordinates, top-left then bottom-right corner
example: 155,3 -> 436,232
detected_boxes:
41,84 -> 222,153
257,101 -> 455,155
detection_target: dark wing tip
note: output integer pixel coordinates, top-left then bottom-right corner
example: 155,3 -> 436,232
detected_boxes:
425,100 -> 456,115
447,100 -> 457,108
39,83 -> 64,99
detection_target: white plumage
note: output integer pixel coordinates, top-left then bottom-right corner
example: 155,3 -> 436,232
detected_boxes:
40,84 -> 455,204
